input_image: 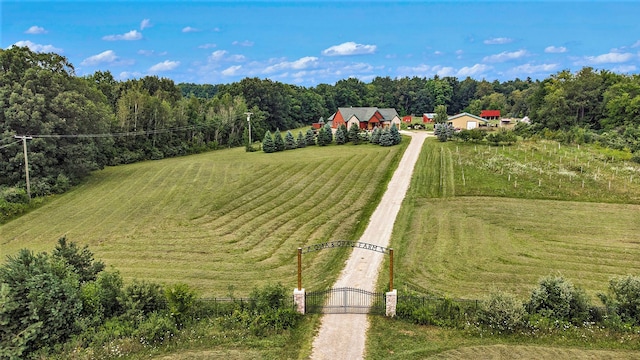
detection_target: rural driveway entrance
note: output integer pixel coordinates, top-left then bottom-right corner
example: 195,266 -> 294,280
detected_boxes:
309,131 -> 429,360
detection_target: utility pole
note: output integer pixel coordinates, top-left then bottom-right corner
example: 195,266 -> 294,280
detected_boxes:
244,112 -> 253,145
14,135 -> 33,200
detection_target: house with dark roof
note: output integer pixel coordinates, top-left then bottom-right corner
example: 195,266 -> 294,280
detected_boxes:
328,107 -> 401,130
447,113 -> 488,130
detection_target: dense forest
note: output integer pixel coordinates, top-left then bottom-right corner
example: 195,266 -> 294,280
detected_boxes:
2,45 -> 640,201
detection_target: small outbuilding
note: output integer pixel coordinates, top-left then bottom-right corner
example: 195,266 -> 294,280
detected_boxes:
447,112 -> 488,130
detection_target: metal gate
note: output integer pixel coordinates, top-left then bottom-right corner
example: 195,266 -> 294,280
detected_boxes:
306,287 -> 385,314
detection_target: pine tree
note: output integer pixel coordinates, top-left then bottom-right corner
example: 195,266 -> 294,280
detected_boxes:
335,124 -> 347,145
305,128 -> 316,146
390,124 -> 401,145
370,127 -> 381,144
297,131 -> 306,148
317,124 -> 333,146
284,130 -> 297,150
274,130 -> 285,151
348,123 -> 361,144
262,131 -> 276,153
379,128 -> 394,146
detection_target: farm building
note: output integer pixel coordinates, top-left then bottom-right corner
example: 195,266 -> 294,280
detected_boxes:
423,113 -> 435,123
480,110 -> 501,120
402,115 -> 412,123
447,112 -> 488,130
328,107 -> 401,130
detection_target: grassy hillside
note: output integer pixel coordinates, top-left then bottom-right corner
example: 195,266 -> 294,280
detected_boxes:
1,141 -> 406,297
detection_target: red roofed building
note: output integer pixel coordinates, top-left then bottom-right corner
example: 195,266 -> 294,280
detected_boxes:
480,110 -> 501,120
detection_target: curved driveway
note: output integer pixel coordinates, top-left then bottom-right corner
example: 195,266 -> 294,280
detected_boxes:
310,131 -> 429,360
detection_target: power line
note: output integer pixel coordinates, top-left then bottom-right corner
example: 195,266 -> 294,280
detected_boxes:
26,125 -> 200,139
0,140 -> 21,149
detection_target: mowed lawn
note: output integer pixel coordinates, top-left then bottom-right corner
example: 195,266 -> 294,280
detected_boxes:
388,138 -> 640,299
367,137 -> 640,359
1,142 -> 405,297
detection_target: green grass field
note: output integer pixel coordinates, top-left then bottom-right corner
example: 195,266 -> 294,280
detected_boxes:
367,137 -> 640,359
1,141 -> 406,298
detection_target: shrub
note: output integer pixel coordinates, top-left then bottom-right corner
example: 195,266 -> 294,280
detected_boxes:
390,124 -> 401,145
434,123 -> 454,142
477,291 -> 526,334
134,312 -> 177,345
379,128 -> 394,146
599,275 -> 640,326
526,275 -> 591,324
1,187 -> 29,204
165,283 -> 197,328
120,280 -> 167,319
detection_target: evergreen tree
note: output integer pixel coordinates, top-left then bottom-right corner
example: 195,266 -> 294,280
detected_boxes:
434,123 -> 454,142
284,130 -> 296,150
348,123 -> 361,144
379,128 -> 394,146
262,131 -> 276,153
317,124 -> 333,146
305,128 -> 316,146
274,129 -> 285,151
335,124 -> 347,145
370,127 -> 382,144
390,124 -> 402,145
297,131 -> 306,148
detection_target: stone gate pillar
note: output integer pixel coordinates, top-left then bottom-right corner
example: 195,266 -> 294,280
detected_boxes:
385,289 -> 397,317
293,288 -> 305,315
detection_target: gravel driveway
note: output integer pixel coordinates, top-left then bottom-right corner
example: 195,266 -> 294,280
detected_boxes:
310,131 -> 429,360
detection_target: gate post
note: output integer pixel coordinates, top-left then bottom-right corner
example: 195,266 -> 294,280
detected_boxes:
385,289 -> 397,317
293,288 -> 305,314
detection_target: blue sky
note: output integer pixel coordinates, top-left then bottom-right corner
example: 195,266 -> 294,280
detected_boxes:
2,1 -> 639,86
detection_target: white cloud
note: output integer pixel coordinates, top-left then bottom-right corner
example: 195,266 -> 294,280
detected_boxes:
149,60 -> 180,72
232,40 -> 254,47
545,46 -> 567,53
13,40 -> 62,53
140,19 -> 152,30
322,41 -> 377,56
263,56 -> 319,74
612,65 -> 637,73
118,71 -> 143,80
484,37 -> 513,45
457,64 -> 491,77
137,50 -> 167,56
434,50 -> 443,55
102,30 -> 142,41
182,26 -> 200,33
81,50 -> 117,66
432,65 -> 456,77
509,63 -> 559,74
483,50 -> 527,63
208,50 -> 228,61
584,52 -> 634,64
221,65 -> 242,76
198,43 -> 217,49
25,26 -> 47,34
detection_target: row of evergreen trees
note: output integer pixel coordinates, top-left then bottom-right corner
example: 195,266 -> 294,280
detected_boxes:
262,124 -> 402,153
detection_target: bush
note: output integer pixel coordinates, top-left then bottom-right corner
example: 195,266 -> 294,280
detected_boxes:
120,280 -> 167,319
370,127 -> 381,144
165,283 -> 197,328
599,275 -> 640,326
134,312 -> 177,345
379,128 -> 394,146
526,275 -> 591,324
434,123 -> 454,142
1,187 -> 29,204
477,291 -> 526,334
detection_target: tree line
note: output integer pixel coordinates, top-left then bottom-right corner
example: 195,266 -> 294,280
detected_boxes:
2,46 -> 640,202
